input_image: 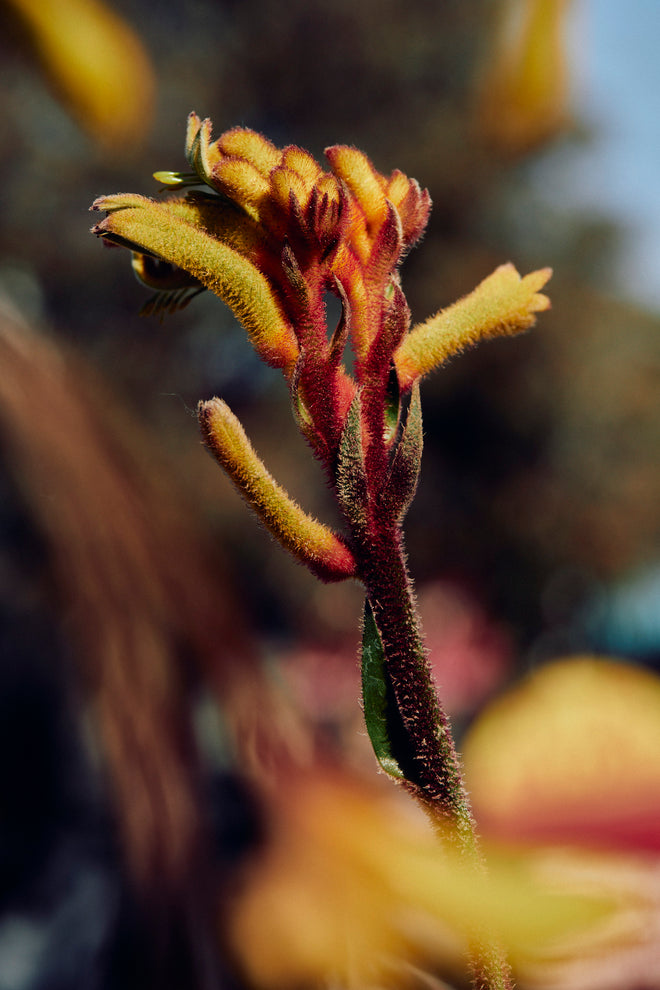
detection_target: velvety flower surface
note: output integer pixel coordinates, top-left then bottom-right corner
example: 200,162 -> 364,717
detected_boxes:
91,115 -> 556,990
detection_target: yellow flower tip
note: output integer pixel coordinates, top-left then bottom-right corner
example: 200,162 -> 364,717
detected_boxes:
186,113 -> 224,182
394,263 -> 552,389
90,193 -> 148,215
199,399 -> 357,583
281,146 -> 322,189
185,111 -> 202,149
522,264 -> 553,308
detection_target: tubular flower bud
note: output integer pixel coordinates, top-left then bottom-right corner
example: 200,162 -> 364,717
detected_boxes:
91,193 -> 299,371
199,398 -> 357,583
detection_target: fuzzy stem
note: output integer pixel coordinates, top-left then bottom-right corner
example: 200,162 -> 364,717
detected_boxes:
354,523 -> 513,990
356,525 -> 475,841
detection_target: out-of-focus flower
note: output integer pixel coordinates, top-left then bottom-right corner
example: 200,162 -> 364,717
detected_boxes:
4,0 -> 154,147
463,656 -> 660,851
463,656 -> 660,990
476,0 -> 573,154
226,771 -> 610,990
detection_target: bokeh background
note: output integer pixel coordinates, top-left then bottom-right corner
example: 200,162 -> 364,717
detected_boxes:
0,1 -> 659,988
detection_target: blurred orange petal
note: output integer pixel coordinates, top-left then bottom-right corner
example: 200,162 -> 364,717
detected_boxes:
227,773 -> 610,989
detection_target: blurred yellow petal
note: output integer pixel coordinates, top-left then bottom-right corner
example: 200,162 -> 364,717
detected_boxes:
394,264 -> 551,390
463,656 -> 660,850
476,0 -> 573,154
6,0 -> 154,148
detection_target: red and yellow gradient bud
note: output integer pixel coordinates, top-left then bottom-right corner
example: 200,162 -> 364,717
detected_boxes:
199,399 -> 357,584
269,167 -> 312,216
282,147 -> 323,190
209,158 -> 272,221
325,146 -> 389,234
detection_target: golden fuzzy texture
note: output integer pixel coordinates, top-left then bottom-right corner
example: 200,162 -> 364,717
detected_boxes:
395,263 -> 552,389
218,127 -> 282,177
199,399 -> 357,582
281,147 -> 322,188
211,159 -> 271,218
92,194 -> 298,371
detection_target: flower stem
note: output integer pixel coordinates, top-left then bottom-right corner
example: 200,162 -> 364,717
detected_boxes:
357,525 -> 475,843
355,524 -> 513,990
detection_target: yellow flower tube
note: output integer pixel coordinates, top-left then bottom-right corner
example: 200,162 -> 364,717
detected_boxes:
199,398 -> 357,583
91,194 -> 299,372
395,263 -> 551,390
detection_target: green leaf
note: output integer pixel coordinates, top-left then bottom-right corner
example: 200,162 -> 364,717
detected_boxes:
383,364 -> 401,446
361,598 -> 404,779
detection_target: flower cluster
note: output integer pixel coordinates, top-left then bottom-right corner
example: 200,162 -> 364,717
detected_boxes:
92,113 -> 550,588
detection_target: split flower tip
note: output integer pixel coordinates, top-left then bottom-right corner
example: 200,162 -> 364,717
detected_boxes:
199,398 -> 358,584
394,263 -> 552,390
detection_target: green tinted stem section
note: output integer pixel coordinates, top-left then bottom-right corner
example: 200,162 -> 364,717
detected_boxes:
357,526 -> 476,844
355,524 -> 512,990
